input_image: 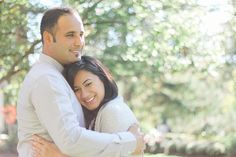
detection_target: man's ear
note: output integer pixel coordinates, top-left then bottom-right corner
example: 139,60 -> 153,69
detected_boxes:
43,31 -> 53,44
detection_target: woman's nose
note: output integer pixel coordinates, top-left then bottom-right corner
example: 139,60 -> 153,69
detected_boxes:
80,89 -> 89,99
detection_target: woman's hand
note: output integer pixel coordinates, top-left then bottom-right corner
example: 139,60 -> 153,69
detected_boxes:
31,134 -> 68,157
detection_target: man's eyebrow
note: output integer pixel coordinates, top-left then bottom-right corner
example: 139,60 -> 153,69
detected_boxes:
65,31 -> 76,34
65,31 -> 84,35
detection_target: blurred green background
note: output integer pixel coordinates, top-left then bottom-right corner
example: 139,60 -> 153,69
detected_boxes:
0,0 -> 236,156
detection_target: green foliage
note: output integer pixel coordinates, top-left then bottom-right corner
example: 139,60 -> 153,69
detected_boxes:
0,2 -> 236,155
0,0 -> 42,103
144,154 -> 181,157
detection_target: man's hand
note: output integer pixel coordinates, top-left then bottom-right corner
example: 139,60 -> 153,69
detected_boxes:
128,124 -> 145,155
31,134 -> 68,157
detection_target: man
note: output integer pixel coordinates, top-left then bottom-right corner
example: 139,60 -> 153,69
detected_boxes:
17,7 -> 144,157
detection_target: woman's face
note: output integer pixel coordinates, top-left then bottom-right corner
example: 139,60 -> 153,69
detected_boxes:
73,70 -> 105,110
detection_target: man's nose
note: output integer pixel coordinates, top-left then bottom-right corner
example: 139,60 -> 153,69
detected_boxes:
75,35 -> 85,48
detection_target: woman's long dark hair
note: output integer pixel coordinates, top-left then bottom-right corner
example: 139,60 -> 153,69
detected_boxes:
63,56 -> 118,129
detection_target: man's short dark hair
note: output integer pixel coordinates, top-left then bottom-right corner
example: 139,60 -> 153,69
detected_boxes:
40,7 -> 76,43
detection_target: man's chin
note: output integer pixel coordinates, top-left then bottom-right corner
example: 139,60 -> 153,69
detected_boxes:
77,55 -> 82,61
72,55 -> 81,61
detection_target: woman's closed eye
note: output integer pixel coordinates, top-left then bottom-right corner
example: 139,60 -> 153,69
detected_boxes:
74,87 -> 81,92
84,82 -> 92,87
73,82 -> 91,92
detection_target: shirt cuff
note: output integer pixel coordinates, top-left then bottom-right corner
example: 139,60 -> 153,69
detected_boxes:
114,132 -> 136,156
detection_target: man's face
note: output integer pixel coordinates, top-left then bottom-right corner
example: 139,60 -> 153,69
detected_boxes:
49,13 -> 85,65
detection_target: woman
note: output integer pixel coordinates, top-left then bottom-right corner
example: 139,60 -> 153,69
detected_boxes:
31,56 -> 141,157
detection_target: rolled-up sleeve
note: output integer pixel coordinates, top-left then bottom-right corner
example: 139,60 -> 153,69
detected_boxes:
30,74 -> 136,157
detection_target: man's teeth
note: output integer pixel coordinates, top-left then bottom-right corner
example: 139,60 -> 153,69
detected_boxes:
69,49 -> 81,53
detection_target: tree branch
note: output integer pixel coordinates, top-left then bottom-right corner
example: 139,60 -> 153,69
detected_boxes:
82,0 -> 104,22
0,39 -> 41,84
0,31 -> 14,36
84,20 -> 126,26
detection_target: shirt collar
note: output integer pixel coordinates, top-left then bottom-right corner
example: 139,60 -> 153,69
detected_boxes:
38,53 -> 64,73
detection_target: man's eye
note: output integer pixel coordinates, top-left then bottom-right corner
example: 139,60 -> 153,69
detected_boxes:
67,34 -> 74,37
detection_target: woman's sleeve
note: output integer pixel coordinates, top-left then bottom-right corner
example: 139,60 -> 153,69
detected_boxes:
99,103 -> 138,133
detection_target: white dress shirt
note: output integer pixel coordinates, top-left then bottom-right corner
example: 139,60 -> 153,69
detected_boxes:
17,53 -> 136,157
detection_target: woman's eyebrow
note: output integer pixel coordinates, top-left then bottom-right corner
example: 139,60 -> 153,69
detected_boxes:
82,79 -> 91,85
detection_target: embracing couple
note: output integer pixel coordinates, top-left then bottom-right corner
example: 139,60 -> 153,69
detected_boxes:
17,6 -> 145,157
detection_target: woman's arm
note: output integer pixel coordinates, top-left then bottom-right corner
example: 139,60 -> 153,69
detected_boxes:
31,135 -> 68,157
97,101 -> 138,133
96,101 -> 145,156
